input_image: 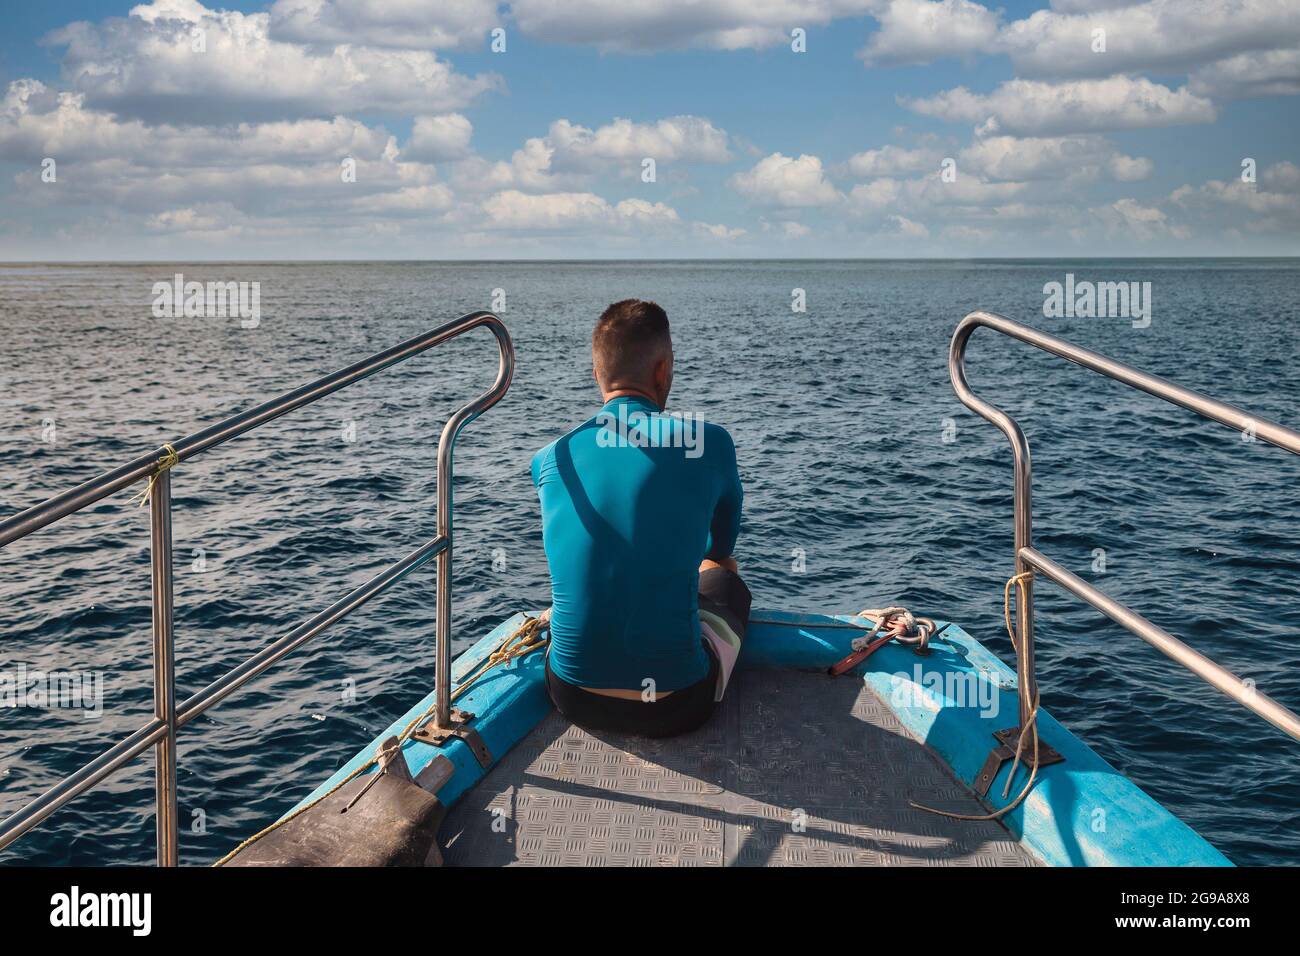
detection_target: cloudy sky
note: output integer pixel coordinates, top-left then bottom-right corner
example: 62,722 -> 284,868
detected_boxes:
1,0 -> 1298,259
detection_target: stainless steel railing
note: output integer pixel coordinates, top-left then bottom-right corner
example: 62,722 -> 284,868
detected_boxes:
0,311 -> 514,864
950,310 -> 1300,749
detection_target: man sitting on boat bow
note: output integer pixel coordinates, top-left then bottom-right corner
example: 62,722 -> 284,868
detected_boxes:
531,299 -> 751,737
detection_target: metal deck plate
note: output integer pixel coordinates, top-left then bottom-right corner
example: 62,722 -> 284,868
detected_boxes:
440,669 -> 1037,866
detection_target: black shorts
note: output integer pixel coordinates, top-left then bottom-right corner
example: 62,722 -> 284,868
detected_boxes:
544,567 -> 752,739
697,566 -> 752,639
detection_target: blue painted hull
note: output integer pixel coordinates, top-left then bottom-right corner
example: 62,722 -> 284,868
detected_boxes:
289,610 -> 1231,867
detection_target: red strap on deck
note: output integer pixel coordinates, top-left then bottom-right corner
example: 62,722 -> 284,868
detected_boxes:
827,632 -> 896,677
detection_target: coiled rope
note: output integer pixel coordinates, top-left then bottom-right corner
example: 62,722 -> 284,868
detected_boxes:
827,607 -> 939,676
910,570 -> 1042,821
212,611 -> 550,866
855,607 -> 936,652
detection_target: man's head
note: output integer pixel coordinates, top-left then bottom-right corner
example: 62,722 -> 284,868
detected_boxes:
592,299 -> 673,407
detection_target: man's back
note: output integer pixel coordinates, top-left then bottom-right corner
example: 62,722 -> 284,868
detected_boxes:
532,394 -> 742,691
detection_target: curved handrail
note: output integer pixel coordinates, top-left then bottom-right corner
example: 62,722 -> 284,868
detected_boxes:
0,310 -> 513,546
0,311 -> 514,863
950,310 -> 1300,744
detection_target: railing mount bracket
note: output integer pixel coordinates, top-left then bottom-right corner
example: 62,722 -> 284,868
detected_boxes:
973,728 -> 1064,799
413,707 -> 494,769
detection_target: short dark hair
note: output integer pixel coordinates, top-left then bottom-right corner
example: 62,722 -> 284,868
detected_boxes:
592,299 -> 671,385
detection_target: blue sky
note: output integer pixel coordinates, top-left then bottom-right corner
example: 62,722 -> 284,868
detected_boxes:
1,0 -> 1297,259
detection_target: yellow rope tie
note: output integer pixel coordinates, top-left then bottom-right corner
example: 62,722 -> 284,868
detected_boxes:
910,569 -> 1042,822
212,613 -> 550,866
1003,570 -> 1033,651
127,443 -> 179,508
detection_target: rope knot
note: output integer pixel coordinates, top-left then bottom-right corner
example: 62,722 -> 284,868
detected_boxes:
850,606 -> 933,653
1003,569 -> 1034,654
128,443 -> 180,508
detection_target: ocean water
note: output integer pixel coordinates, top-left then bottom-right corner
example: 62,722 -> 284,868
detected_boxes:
2,259 -> 1299,867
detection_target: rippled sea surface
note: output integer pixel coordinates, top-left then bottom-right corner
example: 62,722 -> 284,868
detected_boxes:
2,260 -> 1299,866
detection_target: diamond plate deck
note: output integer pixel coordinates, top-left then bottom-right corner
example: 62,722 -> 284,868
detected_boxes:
440,668 -> 1038,866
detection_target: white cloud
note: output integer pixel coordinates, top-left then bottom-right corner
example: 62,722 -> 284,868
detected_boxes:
1093,197 -> 1188,241
481,190 -> 680,230
1,73 -> 716,250
268,0 -> 498,49
845,144 -> 943,177
5,0 -> 1296,257
404,114 -> 474,163
848,178 -> 903,209
130,0 -> 210,22
0,79 -> 466,224
859,0 -> 1003,67
359,184 -> 456,214
903,174 -> 1026,206
1047,1 -> 1139,12
146,202 -> 236,235
1173,179 -> 1300,216
615,198 -> 681,224
444,115 -> 731,195
694,221 -> 747,240
1000,0 -> 1300,81
0,81 -> 395,165
547,116 -> 731,167
1263,160 -> 1300,191
48,1 -> 501,122
730,153 -> 840,207
1106,153 -> 1152,182
1169,163 -> 1300,235
857,0 -> 1300,100
959,134 -> 1151,182
1189,47 -> 1300,100
884,213 -> 930,238
862,194 -> 1084,245
847,167 -> 1027,222
939,223 -> 995,242
902,76 -> 1216,135
509,0 -> 876,52
758,219 -> 812,239
470,137 -> 568,191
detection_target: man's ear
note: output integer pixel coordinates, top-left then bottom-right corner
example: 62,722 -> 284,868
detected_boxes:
654,354 -> 673,399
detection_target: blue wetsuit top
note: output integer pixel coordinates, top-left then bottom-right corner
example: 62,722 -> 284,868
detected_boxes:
531,395 -> 743,691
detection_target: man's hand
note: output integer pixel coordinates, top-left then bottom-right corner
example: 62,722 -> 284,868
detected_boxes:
700,556 -> 739,574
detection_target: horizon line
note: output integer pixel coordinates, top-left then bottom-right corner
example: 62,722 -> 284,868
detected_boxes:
3,255 -> 1299,266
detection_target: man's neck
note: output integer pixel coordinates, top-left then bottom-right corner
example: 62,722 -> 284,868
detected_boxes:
601,387 -> 661,409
